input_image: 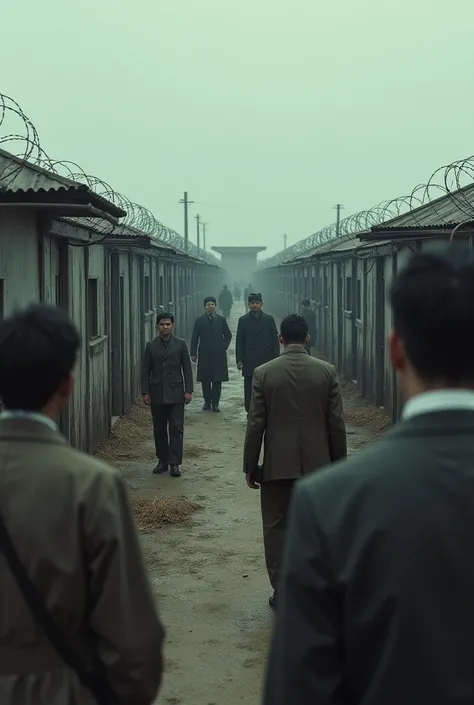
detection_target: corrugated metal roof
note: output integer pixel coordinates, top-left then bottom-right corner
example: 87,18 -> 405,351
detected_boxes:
0,148 -> 126,218
372,183 -> 474,232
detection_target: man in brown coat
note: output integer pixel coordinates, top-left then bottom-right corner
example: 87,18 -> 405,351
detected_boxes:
0,304 -> 164,705
243,313 -> 347,609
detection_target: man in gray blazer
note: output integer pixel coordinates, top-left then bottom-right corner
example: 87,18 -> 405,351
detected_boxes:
264,244 -> 474,705
243,314 -> 346,609
142,311 -> 193,478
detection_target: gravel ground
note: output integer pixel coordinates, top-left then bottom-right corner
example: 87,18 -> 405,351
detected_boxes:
98,302 -> 384,705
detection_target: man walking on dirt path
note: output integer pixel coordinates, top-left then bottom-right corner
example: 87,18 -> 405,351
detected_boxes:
142,311 -> 193,477
236,292 -> 280,413
243,313 -> 346,610
218,285 -> 233,319
0,304 -> 164,705
191,296 -> 232,412
264,245 -> 474,705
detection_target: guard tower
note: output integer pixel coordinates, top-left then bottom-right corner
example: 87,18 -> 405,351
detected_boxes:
211,246 -> 266,283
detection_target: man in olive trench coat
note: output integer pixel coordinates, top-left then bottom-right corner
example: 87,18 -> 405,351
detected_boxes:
191,296 -> 232,412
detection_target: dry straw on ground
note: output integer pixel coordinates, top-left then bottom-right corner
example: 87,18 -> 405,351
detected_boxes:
131,494 -> 201,533
340,379 -> 390,432
185,443 -> 222,459
96,399 -> 152,462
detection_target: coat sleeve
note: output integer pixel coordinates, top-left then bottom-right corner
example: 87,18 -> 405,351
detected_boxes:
270,316 -> 280,358
263,481 -> 344,705
181,340 -> 194,394
327,366 -> 347,462
190,319 -> 199,358
141,343 -> 152,396
243,369 -> 266,474
222,317 -> 232,350
235,318 -> 244,364
84,468 -> 165,705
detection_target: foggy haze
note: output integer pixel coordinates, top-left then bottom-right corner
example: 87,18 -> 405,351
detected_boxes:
1,0 -> 473,256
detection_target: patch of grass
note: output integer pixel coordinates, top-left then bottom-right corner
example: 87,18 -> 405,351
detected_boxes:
131,494 -> 201,533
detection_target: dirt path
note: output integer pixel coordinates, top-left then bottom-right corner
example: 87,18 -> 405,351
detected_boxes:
97,303 -> 386,705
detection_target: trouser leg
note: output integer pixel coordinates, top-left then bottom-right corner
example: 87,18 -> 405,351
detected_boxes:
260,480 -> 296,591
167,403 -> 185,465
244,376 -> 253,413
202,381 -> 212,403
151,404 -> 169,461
211,381 -> 222,404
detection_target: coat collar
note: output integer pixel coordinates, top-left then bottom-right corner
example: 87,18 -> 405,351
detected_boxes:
0,418 -> 66,445
281,345 -> 308,355
153,334 -> 176,357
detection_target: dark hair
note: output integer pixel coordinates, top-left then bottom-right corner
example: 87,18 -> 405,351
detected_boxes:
248,292 -> 262,303
301,298 -> 311,307
280,314 -> 308,344
0,304 -> 80,411
156,312 -> 174,324
204,296 -> 216,306
391,243 -> 474,384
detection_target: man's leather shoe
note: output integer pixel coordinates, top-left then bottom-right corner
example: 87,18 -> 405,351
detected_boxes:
170,465 -> 181,478
153,460 -> 168,475
212,403 -> 220,412
202,402 -> 211,411
269,591 -> 277,610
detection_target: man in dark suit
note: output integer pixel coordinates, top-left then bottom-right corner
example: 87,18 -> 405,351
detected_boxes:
243,314 -> 346,609
264,244 -> 474,705
235,292 -> 280,413
190,296 -> 232,412
142,311 -> 193,478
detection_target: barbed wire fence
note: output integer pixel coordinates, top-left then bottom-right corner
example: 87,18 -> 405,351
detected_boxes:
0,92 -> 217,264
262,156 -> 474,269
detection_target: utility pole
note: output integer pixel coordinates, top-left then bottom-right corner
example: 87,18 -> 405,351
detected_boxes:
283,233 -> 288,250
179,191 -> 194,251
195,213 -> 201,254
201,222 -> 207,251
334,204 -> 344,236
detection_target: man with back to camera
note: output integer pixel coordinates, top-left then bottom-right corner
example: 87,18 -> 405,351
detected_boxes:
235,292 -> 280,414
264,243 -> 474,705
243,314 -> 347,610
190,296 -> 232,412
0,304 -> 164,705
142,311 -> 193,478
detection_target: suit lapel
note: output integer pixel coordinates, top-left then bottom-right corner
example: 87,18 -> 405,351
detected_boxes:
154,335 -> 176,360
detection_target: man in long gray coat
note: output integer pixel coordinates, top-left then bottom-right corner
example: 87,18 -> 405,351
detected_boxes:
0,304 -> 164,705
191,296 -> 232,412
142,311 -> 193,477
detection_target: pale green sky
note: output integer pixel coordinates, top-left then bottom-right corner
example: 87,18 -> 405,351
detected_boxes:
1,0 -> 473,255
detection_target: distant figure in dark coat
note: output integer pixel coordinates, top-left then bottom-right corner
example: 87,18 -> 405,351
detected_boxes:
264,244 -> 474,705
142,312 -> 193,478
301,298 -> 317,355
236,292 -> 280,413
243,283 -> 253,304
233,284 -> 241,302
218,285 -> 233,319
191,296 -> 232,412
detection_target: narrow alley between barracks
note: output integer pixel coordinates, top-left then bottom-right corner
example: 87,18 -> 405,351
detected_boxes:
96,303 -> 389,705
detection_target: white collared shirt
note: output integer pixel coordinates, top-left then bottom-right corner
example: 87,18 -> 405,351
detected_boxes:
402,390 -> 474,421
0,410 -> 58,432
